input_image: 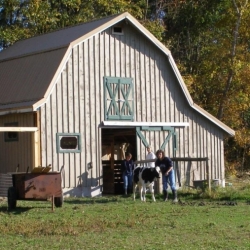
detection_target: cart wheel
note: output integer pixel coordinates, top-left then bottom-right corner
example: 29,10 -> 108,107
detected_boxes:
54,195 -> 63,207
8,187 -> 17,210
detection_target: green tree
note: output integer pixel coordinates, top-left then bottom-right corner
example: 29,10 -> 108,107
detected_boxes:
2,0 -> 250,174
0,0 -> 164,48
164,0 -> 250,173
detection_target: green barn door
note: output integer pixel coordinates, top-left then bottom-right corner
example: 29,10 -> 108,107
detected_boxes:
136,126 -> 178,154
104,77 -> 134,121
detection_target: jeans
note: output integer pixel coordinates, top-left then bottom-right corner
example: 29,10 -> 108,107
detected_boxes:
162,169 -> 177,191
123,173 -> 133,190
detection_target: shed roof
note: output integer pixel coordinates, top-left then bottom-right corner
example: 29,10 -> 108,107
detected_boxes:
0,48 -> 67,109
0,12 -> 235,136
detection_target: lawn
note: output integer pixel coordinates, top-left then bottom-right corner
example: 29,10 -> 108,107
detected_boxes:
0,186 -> 250,250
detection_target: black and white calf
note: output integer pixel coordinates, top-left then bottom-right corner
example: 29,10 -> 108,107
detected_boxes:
133,166 -> 161,202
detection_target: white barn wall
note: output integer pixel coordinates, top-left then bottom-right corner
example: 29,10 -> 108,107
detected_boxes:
73,45 -> 81,188
39,21 -> 226,196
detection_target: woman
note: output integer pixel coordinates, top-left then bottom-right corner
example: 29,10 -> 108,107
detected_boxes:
155,149 -> 178,202
121,152 -> 135,195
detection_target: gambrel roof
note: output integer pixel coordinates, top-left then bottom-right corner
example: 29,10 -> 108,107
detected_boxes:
0,12 -> 235,136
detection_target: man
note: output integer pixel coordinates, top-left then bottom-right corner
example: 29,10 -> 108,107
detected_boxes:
146,145 -> 156,168
155,149 -> 178,202
121,152 -> 135,195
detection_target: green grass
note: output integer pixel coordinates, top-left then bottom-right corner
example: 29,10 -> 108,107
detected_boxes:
0,186 -> 250,250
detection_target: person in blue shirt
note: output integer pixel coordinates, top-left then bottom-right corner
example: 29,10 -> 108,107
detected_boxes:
155,149 -> 178,202
121,152 -> 135,195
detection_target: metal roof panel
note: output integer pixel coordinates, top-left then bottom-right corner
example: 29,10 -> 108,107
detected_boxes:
0,47 -> 67,108
0,14 -> 121,61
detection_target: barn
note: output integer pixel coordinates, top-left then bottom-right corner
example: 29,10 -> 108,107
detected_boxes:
0,12 -> 234,197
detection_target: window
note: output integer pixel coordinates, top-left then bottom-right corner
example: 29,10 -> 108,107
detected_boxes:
56,133 -> 81,153
4,122 -> 18,142
112,26 -> 124,35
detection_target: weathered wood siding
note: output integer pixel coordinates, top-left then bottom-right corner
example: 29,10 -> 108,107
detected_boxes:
39,20 -> 226,193
0,173 -> 13,197
0,173 -> 12,197
0,113 -> 34,173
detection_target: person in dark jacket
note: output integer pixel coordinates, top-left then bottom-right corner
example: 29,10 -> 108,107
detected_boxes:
155,149 -> 178,202
121,152 -> 135,195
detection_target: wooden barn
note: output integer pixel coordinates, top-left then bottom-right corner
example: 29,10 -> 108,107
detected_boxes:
0,12 -> 234,197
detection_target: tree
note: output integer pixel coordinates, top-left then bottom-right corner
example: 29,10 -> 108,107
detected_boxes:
2,0 -> 250,173
163,0 -> 250,173
0,0 -> 164,48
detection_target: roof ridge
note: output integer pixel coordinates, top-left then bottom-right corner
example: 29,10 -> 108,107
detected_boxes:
0,45 -> 68,63
0,98 -> 39,106
6,12 -> 124,45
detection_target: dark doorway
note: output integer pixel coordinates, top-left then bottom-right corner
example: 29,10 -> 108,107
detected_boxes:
101,128 -> 137,195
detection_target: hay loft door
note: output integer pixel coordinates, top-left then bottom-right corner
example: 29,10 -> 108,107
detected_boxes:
104,76 -> 134,121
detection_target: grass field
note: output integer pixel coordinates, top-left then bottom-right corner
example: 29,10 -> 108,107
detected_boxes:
0,184 -> 250,250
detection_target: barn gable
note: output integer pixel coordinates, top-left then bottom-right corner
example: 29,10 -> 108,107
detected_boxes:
0,12 -> 235,136
0,12 -> 234,197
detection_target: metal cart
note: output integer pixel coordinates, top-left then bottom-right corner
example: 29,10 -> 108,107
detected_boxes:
7,170 -> 63,209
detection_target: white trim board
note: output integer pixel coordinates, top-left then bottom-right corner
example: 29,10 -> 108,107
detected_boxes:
102,121 -> 189,127
0,127 -> 38,132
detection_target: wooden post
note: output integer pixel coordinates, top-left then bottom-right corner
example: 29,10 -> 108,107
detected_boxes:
33,111 -> 41,168
52,195 -> 54,211
206,158 -> 211,192
175,162 -> 181,187
111,138 -> 114,170
110,138 -> 115,194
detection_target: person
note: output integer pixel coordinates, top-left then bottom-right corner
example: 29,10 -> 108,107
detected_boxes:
121,152 -> 135,195
146,145 -> 156,168
155,149 -> 178,202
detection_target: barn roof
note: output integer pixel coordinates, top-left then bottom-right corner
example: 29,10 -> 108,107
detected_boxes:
0,12 -> 235,136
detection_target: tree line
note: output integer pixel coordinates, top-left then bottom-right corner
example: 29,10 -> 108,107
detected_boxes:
1,0 -> 250,175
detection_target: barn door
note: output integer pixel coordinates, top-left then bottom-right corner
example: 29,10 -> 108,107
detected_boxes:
102,128 -> 137,195
136,126 -> 178,154
104,77 -> 134,121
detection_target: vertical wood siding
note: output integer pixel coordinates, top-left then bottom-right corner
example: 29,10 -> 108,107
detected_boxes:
39,20 -> 226,192
0,113 -> 34,173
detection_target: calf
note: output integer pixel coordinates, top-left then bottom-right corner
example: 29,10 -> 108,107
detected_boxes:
133,166 -> 161,202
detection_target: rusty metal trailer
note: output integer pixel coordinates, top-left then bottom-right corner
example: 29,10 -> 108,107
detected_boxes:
7,171 -> 63,209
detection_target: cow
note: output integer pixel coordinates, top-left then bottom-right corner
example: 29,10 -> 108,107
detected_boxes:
133,166 -> 161,202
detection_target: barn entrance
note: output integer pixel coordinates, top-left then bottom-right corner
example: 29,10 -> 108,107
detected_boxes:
101,128 -> 137,195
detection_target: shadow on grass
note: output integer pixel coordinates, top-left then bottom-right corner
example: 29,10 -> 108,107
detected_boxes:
64,195 -> 134,205
0,206 -> 33,213
0,200 -> 55,213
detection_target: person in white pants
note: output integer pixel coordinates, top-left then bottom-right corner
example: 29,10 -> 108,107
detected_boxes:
146,145 -> 156,168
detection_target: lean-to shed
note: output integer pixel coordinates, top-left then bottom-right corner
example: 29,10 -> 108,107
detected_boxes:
0,12 -> 234,197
